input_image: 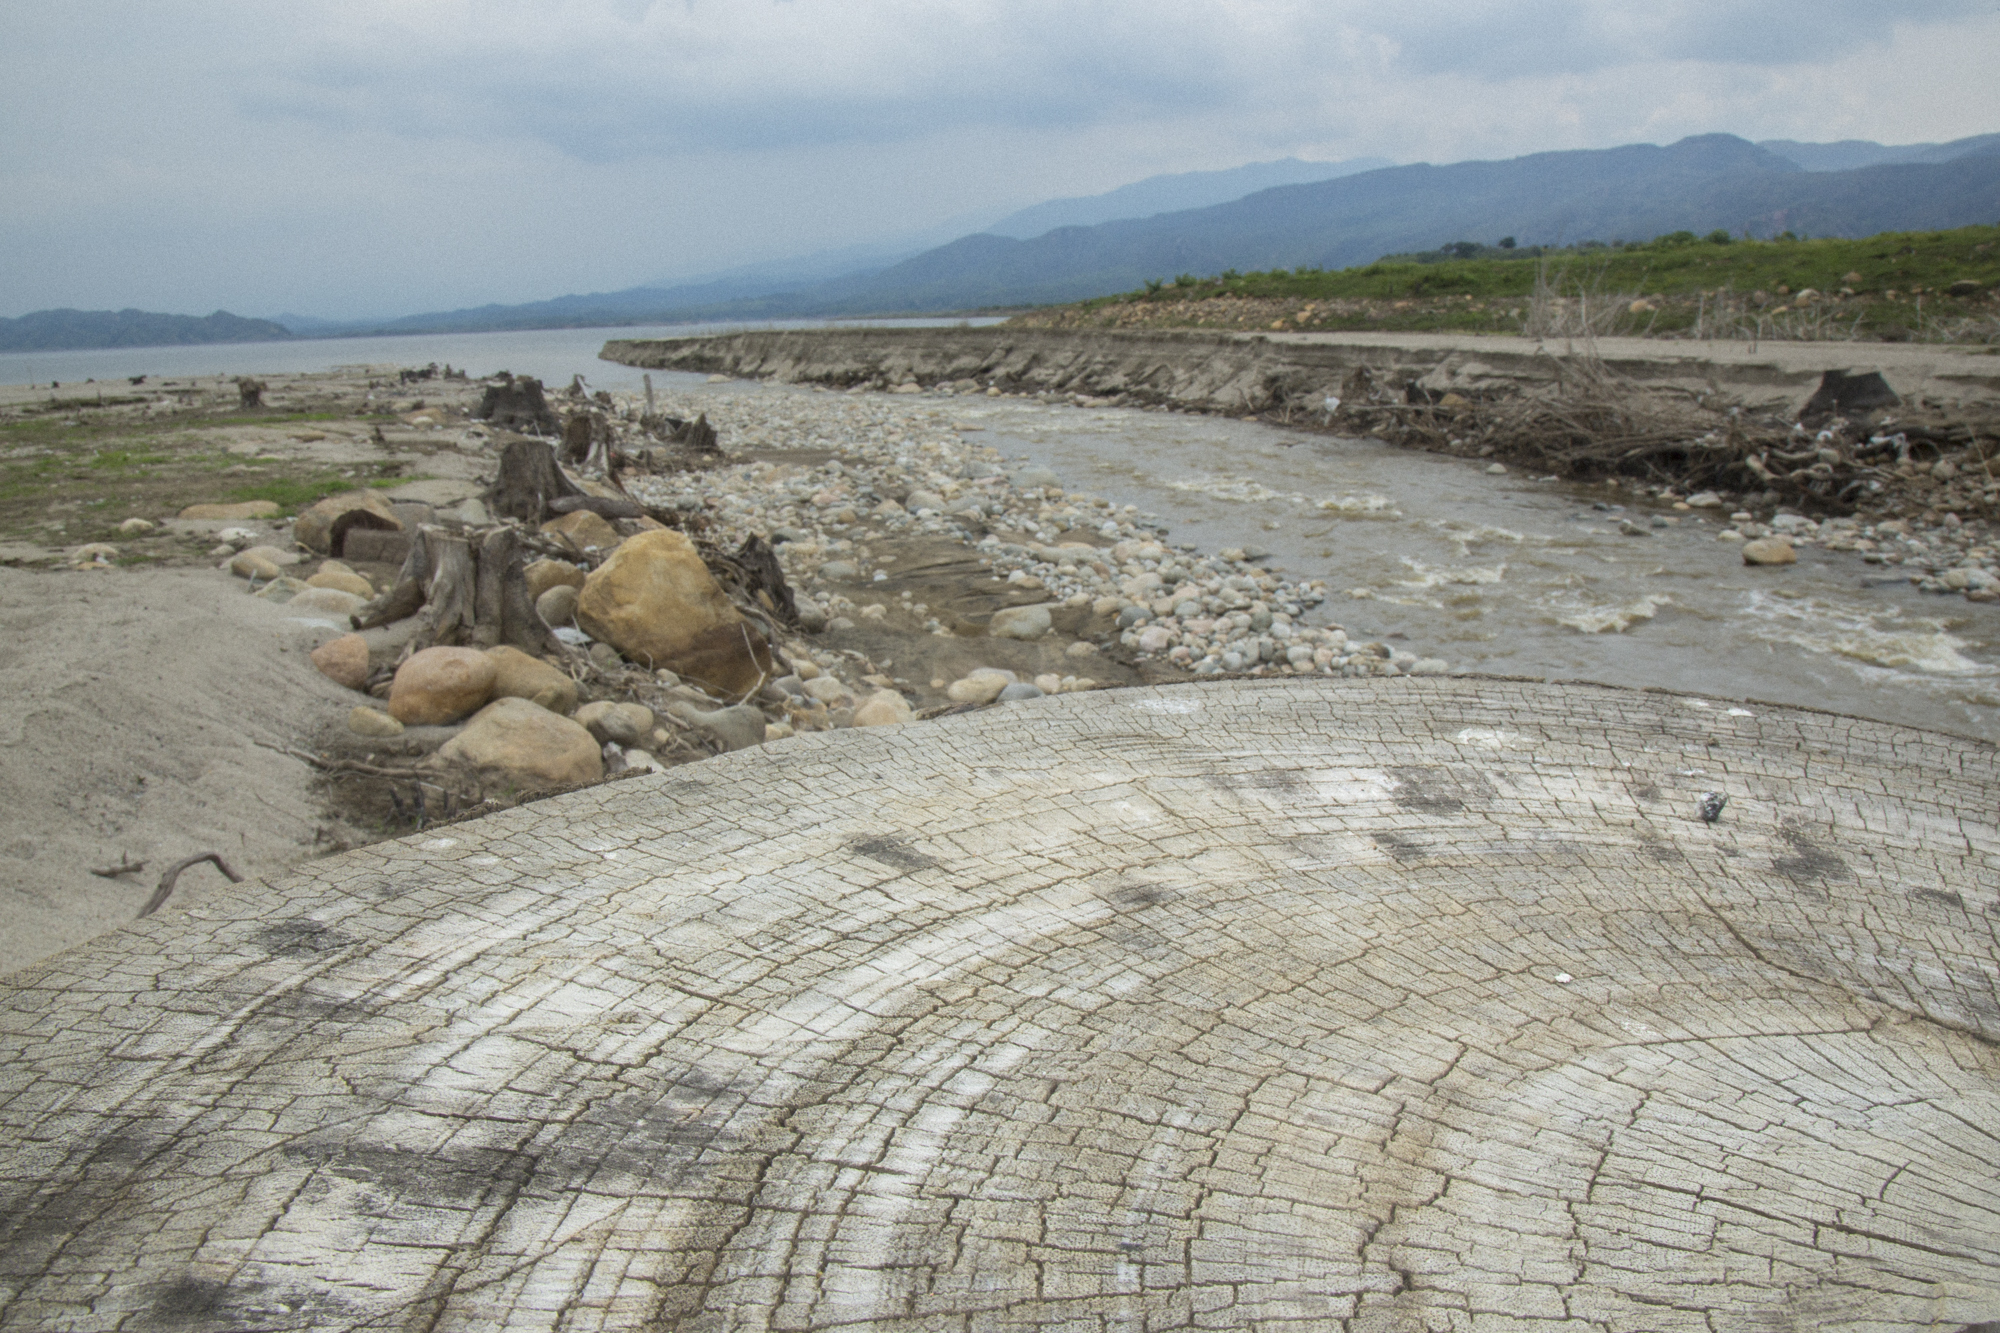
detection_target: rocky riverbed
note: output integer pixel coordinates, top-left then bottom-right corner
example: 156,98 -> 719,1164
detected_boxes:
2,365 -> 1431,973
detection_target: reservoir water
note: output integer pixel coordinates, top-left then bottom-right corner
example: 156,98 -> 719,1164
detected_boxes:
5,326 -> 1993,742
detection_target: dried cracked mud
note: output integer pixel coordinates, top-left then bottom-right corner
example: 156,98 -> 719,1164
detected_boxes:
0,677 -> 1995,1331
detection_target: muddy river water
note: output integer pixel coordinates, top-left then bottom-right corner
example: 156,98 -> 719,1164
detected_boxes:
944,395 -> 2000,744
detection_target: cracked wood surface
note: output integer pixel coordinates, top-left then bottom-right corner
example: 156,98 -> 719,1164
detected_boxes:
1,677 -> 1996,1332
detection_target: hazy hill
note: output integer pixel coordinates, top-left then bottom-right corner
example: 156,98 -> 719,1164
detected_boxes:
0,308 -> 292,352
1759,132 -> 2000,173
983,157 -> 1393,239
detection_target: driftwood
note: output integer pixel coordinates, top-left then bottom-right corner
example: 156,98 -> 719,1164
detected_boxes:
328,507 -> 400,560
548,494 -> 647,520
350,524 -> 557,656
136,852 -> 241,919
727,533 -> 800,626
484,436 -> 586,524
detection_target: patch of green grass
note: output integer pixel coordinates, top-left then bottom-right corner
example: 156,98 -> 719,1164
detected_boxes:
88,450 -> 174,471
222,474 -> 372,513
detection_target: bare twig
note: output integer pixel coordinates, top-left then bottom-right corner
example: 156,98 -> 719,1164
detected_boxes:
138,852 -> 243,919
90,854 -> 146,879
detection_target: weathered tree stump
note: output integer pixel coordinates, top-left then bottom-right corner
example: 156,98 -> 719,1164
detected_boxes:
2,679 -> 1994,1329
351,523 -> 557,656
471,373 -> 556,434
484,436 -> 585,524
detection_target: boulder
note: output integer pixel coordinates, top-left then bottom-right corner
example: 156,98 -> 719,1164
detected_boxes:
252,577 -> 309,603
178,500 -> 280,521
388,646 -> 496,725
293,490 -> 402,555
574,700 -> 655,746
309,634 -> 372,690
668,702 -> 767,752
853,690 -> 915,727
989,604 -> 1053,641
228,545 -> 300,580
118,518 -> 156,535
286,587 -> 368,617
575,530 -> 774,699
432,697 -> 602,790
1742,538 -> 1798,566
484,645 -> 577,715
306,569 -> 375,598
541,510 -> 623,557
947,670 -> 1012,705
524,558 -> 587,602
535,584 -> 579,627
347,706 -> 404,738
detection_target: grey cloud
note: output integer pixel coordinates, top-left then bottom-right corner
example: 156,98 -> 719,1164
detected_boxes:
218,0 -> 1994,164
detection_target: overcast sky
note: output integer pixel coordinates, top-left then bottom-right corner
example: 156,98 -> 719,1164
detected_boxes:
3,0 -> 1996,321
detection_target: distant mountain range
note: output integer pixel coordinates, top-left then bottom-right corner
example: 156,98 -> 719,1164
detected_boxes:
9,132 -> 1999,351
0,308 -> 292,353
1757,132 -> 2000,173
761,133 -> 2000,315
981,156 -> 1392,239
325,132 -> 2000,333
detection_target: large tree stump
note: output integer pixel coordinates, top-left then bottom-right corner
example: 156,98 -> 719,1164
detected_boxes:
472,373 -> 556,433
351,523 -> 558,656
484,436 -> 585,524
1,679 -> 1994,1330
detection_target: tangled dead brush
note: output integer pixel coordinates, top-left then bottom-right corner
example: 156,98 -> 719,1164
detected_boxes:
1322,357 -> 2000,516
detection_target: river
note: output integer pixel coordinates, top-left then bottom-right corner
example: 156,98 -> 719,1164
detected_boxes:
949,396 -> 2000,742
6,325 -> 1993,742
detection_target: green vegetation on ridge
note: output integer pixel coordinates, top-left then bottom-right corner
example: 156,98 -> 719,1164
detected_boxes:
1041,225 -> 2000,342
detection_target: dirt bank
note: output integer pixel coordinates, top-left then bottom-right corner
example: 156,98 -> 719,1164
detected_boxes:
602,326 -> 2000,419
0,566 -> 363,974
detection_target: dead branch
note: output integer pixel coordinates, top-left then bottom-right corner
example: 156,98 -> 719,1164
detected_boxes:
138,853 -> 243,919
